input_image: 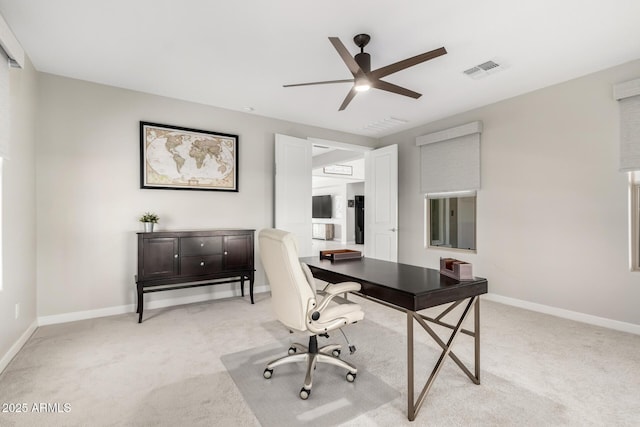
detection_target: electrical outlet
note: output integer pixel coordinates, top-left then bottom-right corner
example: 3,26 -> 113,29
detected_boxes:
14,303 -> 19,320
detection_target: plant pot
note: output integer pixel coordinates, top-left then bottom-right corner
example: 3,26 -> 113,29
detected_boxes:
144,222 -> 154,232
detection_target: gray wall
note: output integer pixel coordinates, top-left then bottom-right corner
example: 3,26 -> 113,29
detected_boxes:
0,57 -> 38,365
35,73 -> 376,318
380,59 -> 640,326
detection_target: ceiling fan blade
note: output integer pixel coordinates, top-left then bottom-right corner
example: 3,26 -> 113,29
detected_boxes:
370,47 -> 447,80
283,79 -> 354,88
329,37 -> 364,77
338,87 -> 358,111
371,79 -> 422,99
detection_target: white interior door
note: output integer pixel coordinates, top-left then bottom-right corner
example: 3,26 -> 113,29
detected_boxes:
364,144 -> 398,261
275,134 -> 313,257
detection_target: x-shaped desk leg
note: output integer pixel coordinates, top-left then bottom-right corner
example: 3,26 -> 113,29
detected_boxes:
407,296 -> 480,421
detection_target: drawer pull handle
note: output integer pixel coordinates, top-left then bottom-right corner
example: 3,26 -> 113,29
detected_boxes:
174,254 -> 178,258
200,261 -> 205,266
200,242 -> 204,247
224,251 -> 228,255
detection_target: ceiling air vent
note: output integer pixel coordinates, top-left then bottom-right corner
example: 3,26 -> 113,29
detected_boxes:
363,117 -> 408,134
478,61 -> 499,71
463,60 -> 503,79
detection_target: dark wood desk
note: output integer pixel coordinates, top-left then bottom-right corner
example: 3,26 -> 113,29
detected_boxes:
299,256 -> 488,422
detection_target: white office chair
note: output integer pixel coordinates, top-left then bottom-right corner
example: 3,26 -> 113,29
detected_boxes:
258,228 -> 365,399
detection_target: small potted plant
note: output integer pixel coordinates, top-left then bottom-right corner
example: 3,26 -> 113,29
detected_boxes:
139,212 -> 159,232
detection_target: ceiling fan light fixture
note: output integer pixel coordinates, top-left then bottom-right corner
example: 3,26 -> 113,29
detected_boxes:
354,76 -> 371,92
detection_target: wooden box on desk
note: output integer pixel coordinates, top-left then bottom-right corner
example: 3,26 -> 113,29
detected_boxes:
439,257 -> 473,280
320,249 -> 362,261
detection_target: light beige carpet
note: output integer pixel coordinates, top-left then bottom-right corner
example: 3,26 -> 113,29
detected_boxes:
0,293 -> 639,426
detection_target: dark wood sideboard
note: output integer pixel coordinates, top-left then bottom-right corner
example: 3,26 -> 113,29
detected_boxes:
135,229 -> 255,323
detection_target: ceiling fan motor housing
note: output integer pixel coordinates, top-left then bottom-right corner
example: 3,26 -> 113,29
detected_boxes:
355,52 -> 371,73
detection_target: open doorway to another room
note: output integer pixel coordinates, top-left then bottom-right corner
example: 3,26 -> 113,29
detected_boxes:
311,144 -> 365,254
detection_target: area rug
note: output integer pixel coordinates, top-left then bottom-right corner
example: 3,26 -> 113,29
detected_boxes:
221,319 -> 400,427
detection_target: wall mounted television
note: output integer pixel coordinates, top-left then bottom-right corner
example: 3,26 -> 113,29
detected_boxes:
312,195 -> 332,218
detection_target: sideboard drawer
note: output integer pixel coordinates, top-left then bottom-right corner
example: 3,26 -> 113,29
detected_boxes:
180,255 -> 223,277
181,236 -> 223,256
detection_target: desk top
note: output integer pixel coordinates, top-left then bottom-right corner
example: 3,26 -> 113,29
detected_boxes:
300,256 -> 488,312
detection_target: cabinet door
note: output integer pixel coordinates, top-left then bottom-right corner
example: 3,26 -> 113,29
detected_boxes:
141,237 -> 179,280
223,234 -> 253,271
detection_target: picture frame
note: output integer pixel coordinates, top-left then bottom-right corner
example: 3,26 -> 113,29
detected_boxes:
140,122 -> 238,191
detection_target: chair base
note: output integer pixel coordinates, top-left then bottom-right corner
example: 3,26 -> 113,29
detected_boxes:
263,335 -> 357,399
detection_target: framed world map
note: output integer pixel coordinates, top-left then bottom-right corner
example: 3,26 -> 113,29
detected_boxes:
140,122 -> 238,191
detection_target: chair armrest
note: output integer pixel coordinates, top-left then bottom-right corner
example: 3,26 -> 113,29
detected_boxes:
307,317 -> 350,334
322,282 -> 361,296
305,296 -> 361,334
309,281 -> 361,325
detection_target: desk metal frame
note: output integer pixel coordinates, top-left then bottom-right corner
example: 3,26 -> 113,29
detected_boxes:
301,256 -> 486,422
406,296 -> 480,420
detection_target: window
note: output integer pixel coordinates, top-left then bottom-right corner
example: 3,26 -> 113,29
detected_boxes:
0,158 -> 3,290
630,171 -> 640,271
0,15 -> 23,291
426,191 -> 476,251
0,48 -> 7,291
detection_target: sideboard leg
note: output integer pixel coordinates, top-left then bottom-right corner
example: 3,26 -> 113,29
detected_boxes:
137,285 -> 143,323
250,272 -> 255,304
240,276 -> 245,297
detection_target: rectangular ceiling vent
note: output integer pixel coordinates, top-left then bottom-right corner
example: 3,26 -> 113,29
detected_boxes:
463,60 -> 503,79
363,117 -> 408,134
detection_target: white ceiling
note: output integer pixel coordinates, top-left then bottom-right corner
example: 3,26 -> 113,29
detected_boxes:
1,1 -> 639,137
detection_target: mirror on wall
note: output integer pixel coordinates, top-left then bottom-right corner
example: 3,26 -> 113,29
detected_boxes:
427,193 -> 476,251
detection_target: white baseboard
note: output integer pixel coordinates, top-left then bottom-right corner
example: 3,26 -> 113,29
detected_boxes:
0,320 -> 38,374
484,293 -> 640,335
38,304 -> 134,326
38,284 -> 270,326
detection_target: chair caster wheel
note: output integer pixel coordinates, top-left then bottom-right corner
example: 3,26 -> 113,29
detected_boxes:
332,349 -> 341,357
346,372 -> 356,382
300,387 -> 311,400
288,347 -> 297,355
263,368 -> 273,379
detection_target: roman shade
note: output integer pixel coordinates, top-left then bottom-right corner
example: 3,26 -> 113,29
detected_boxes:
416,121 -> 482,194
614,78 -> 640,172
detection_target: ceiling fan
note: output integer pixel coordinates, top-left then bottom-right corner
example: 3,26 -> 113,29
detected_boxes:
283,34 -> 447,111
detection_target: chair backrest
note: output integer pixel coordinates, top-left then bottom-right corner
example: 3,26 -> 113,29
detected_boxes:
258,228 -> 316,332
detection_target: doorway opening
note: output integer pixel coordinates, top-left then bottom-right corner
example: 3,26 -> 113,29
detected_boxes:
311,142 -> 365,254
275,134 -> 398,261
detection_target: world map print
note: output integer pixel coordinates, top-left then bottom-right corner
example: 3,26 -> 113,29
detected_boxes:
142,124 -> 237,190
